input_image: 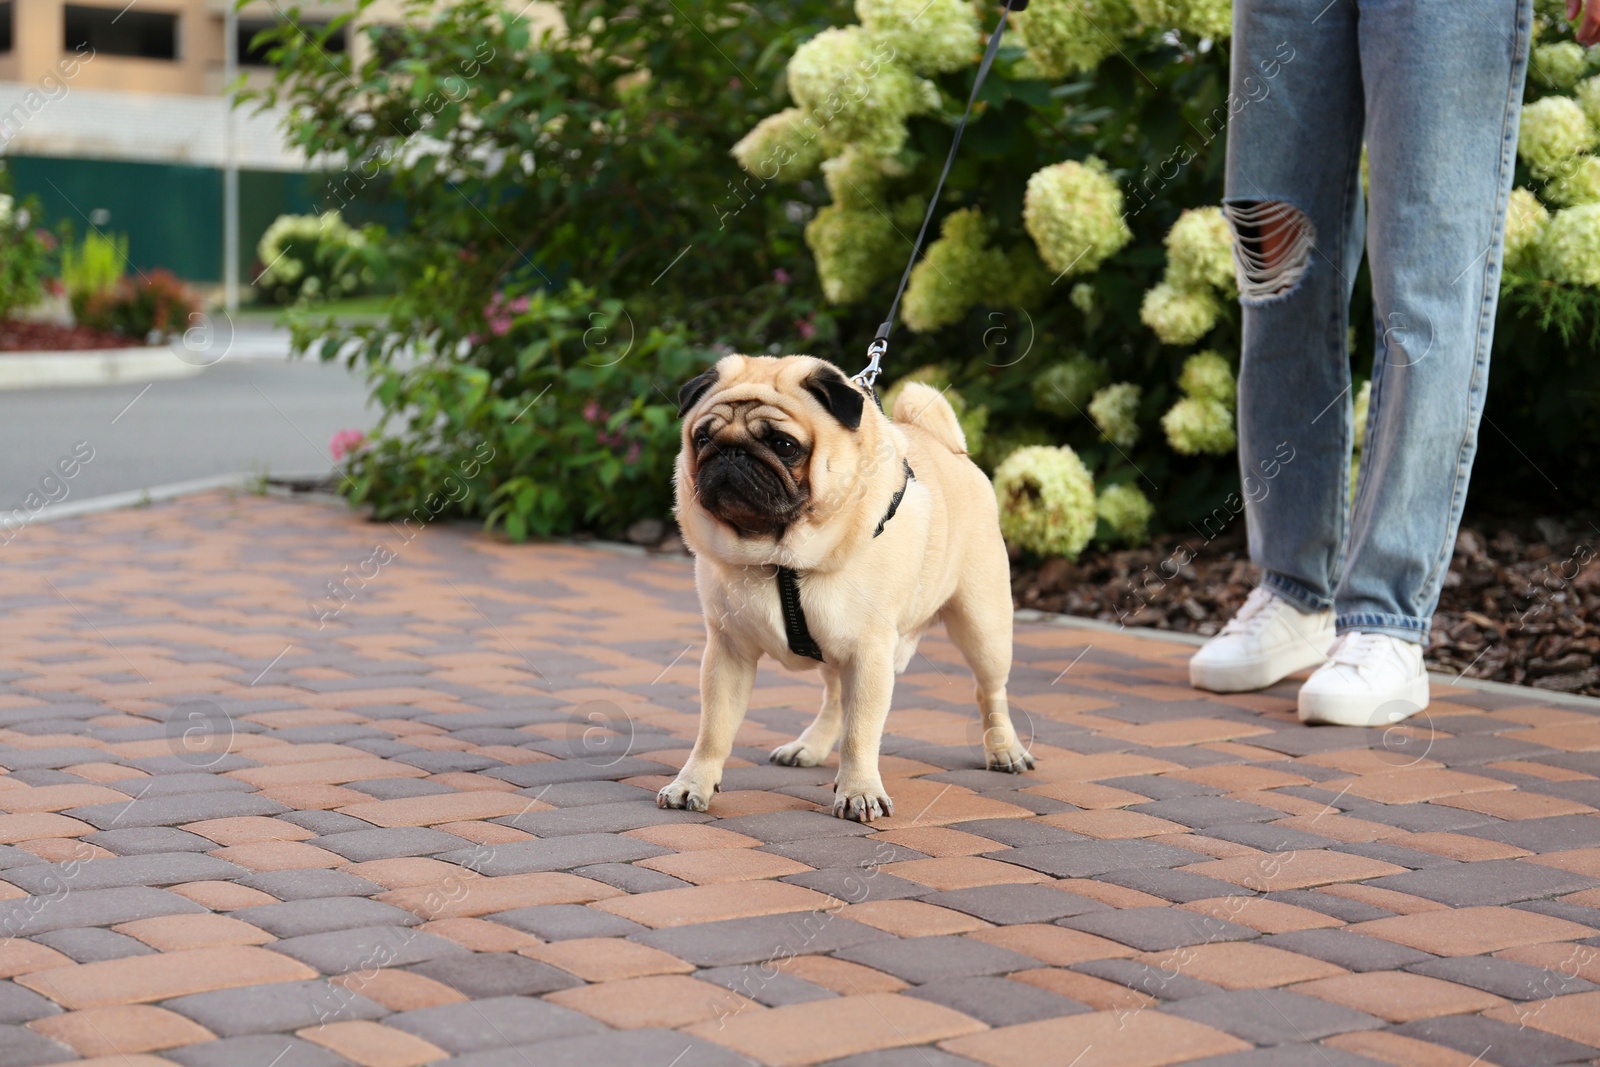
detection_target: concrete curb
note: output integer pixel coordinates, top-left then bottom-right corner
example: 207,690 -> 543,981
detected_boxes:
25,471 -> 332,527
0,347 -> 206,391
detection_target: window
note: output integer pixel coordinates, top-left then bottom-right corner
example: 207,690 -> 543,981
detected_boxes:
64,4 -> 179,60
237,17 -> 346,68
0,4 -> 14,54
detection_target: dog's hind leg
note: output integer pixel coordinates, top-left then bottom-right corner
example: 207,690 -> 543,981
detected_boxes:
770,665 -> 842,767
658,629 -> 756,812
943,572 -> 1034,774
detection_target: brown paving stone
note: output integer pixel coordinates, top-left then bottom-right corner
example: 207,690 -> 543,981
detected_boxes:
967,924 -> 1137,966
346,857 -> 469,890
940,1007 -> 1250,1067
418,917 -> 542,953
257,784 -> 374,810
114,914 -> 274,950
842,900 -> 993,937
1484,989 -> 1600,1044
520,937 -> 695,981
881,856 -> 1050,890
62,763 -> 148,783
687,991 -> 983,1066
1009,967 -> 1153,1011
634,848 -> 814,884
1038,809 -> 1187,839
1048,879 -> 1169,909
1318,882 -> 1452,915
17,837 -> 114,862
1178,896 -> 1345,933
1157,833 -> 1263,859
17,945 -> 318,1008
209,840 -> 346,871
433,819 -> 532,844
337,792 -> 542,827
1324,1029 -> 1513,1066
0,941 -> 73,979
1168,764 -> 1313,791
1135,941 -> 1346,989
1182,849 -> 1409,891
1433,789 -> 1596,819
184,816 -> 316,845
780,955 -> 908,994
1291,970 -> 1505,1022
1326,768 -> 1513,805
297,1019 -> 448,1067
379,871 -> 622,918
1397,831 -> 1532,861
28,1004 -> 214,1056
549,973 -> 759,1029
0,812 -> 95,843
1493,940 -> 1600,982
167,880 -> 278,911
0,784 -> 129,812
330,969 -> 467,1012
624,823 -> 762,850
593,879 -> 838,927
1349,905 -> 1596,955
1022,782 -> 1150,808
872,826 -> 1001,857
1270,813 -> 1405,843
1525,846 -> 1600,876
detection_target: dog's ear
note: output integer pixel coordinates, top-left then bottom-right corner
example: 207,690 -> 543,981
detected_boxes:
803,364 -> 864,431
677,368 -> 719,418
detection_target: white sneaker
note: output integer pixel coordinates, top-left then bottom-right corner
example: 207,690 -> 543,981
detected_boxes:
1298,631 -> 1429,726
1189,587 -> 1336,693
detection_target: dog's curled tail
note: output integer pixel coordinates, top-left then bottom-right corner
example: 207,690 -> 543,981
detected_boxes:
890,382 -> 967,454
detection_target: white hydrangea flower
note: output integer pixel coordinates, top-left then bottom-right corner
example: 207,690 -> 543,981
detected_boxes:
1097,482 -> 1155,545
805,203 -> 899,303
1033,355 -> 1108,417
1352,378 -> 1372,452
1518,96 -> 1597,179
1505,187 -> 1552,270
1538,201 -> 1600,286
1549,155 -> 1600,205
1165,207 -> 1235,293
787,26 -> 937,156
1178,350 -> 1236,408
901,208 -> 1008,333
1070,282 -> 1096,314
856,0 -> 980,74
993,445 -> 1098,559
1133,0 -> 1232,40
1140,281 -> 1221,345
1013,0 -> 1140,78
1088,382 -> 1142,448
1161,396 -> 1236,455
1023,158 -> 1133,277
1534,41 -> 1588,90
731,108 -> 826,182
1577,75 -> 1600,132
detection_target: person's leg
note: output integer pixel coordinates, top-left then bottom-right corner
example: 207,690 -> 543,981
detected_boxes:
1336,0 -> 1532,639
1224,0 -> 1368,614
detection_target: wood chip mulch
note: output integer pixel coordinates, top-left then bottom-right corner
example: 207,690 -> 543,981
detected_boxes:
1012,517 -> 1600,697
0,319 -> 141,351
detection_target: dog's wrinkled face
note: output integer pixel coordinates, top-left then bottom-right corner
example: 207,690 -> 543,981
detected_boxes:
676,355 -> 869,544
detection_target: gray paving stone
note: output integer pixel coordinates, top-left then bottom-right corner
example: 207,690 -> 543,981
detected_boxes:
634,912 -> 895,967
782,868 -> 931,903
904,974 -> 1091,1026
0,847 -> 43,872
531,780 -> 659,807
0,746 -> 114,770
64,791 -> 287,829
760,837 -> 929,869
442,1028 -> 755,1067
1264,890 -> 1394,923
281,810 -> 376,835
485,755 -> 672,787
714,810 -> 877,843
408,952 -> 583,997
998,839 -> 1202,879
240,868 -> 385,900
1409,955 -> 1599,1000
103,773 -> 257,798
81,826 -> 216,855
490,904 -> 646,940
311,826 -> 473,862
1334,841 -> 1462,869
2,853 -> 249,894
386,994 -> 605,1053
949,819 -> 1088,847
0,886 -> 205,938
1342,802 -> 1498,834
343,777 -> 456,800
164,1034 -> 352,1067
161,978 -> 386,1036
1129,796 -> 1284,828
1163,989 -> 1386,1044
822,1047 -> 991,1067
1394,1014 -> 1600,1064
0,982 -> 59,1024
1060,907 -> 1258,952
1261,929 -> 1434,972
568,862 -> 692,893
1366,858 -> 1598,906
270,926 -> 468,974
1515,899 -> 1600,932
834,934 -> 1039,984
1180,1045 -> 1392,1067
34,927 -> 156,962
921,884 -> 1107,925
438,832 -> 669,876
1074,958 -> 1225,1000
1097,867 -> 1257,904
234,896 -> 422,938
697,965 -> 838,1006
0,1026 -> 74,1067
503,801 -> 710,837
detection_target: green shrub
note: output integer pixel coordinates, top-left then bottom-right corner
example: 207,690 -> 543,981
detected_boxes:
0,188 -> 54,321
255,211 -> 390,305
61,230 -> 128,322
79,269 -> 199,341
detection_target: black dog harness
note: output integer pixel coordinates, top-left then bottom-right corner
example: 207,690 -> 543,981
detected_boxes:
775,459 -> 913,662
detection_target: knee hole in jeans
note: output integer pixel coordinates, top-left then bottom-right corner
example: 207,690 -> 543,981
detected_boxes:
1224,200 -> 1315,301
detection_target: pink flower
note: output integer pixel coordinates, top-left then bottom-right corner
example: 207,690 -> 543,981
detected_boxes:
583,400 -> 603,423
488,315 -> 512,337
795,317 -> 816,341
728,77 -> 741,89
625,443 -> 641,464
330,429 -> 366,461
509,296 -> 530,314
773,269 -> 791,285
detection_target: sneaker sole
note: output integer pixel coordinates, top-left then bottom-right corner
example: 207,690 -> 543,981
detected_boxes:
1189,638 -> 1334,693
1297,673 -> 1430,727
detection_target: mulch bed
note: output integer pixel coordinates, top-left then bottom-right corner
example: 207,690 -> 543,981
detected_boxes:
1013,516 -> 1600,697
0,320 -> 141,351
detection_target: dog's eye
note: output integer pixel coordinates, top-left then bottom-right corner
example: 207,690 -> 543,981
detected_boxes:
695,430 -> 712,448
770,436 -> 800,460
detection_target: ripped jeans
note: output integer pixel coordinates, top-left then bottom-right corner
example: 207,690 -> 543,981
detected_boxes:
1225,0 -> 1532,644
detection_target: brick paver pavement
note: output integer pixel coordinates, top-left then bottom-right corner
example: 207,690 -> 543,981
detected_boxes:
0,491 -> 1597,1067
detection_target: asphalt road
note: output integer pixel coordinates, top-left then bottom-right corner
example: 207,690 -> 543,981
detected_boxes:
0,351 -> 378,514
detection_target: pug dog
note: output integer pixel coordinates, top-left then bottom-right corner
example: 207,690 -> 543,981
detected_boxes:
656,354 -> 1032,822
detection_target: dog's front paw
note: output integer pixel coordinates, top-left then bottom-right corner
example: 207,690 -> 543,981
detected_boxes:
770,739 -> 831,767
657,778 -> 717,812
831,780 -> 893,822
985,743 -> 1036,774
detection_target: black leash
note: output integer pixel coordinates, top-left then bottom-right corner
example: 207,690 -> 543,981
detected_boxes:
849,0 -> 1024,393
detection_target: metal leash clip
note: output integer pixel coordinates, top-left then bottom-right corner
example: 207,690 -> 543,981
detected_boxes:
851,325 -> 890,391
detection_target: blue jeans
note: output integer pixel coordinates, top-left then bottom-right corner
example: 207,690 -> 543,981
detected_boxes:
1225,0 -> 1532,644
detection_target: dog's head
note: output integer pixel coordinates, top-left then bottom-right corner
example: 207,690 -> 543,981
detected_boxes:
674,355 -> 900,563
